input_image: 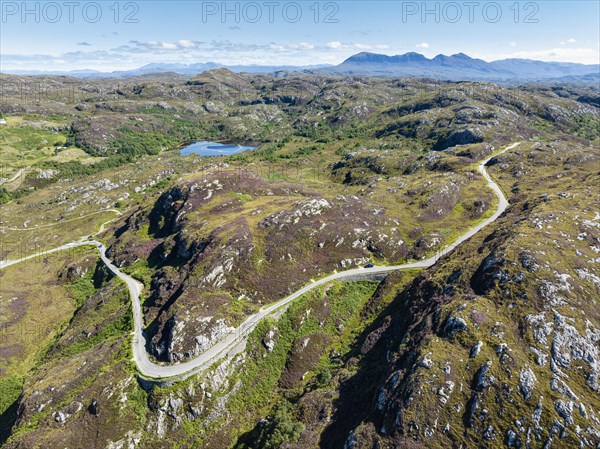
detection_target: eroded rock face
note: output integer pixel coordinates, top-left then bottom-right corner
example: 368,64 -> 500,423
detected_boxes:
442,316 -> 468,338
551,312 -> 600,392
526,310 -> 600,393
259,198 -> 332,230
361,316 -> 391,355
471,251 -> 507,294
164,312 -> 236,363
434,128 -> 485,150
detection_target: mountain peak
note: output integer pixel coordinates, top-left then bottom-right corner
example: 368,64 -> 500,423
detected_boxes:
391,52 -> 429,63
336,51 -> 598,80
343,52 -> 429,65
343,52 -> 393,64
451,52 -> 473,59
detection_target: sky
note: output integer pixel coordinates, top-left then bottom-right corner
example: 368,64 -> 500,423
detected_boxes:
1,1 -> 599,71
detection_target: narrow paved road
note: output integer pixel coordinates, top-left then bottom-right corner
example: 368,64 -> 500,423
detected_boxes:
0,143 -> 519,380
0,168 -> 26,186
1,209 -> 122,232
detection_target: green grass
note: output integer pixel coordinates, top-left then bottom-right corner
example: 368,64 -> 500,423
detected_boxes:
56,308 -> 132,358
267,172 -> 286,182
0,251 -> 95,379
135,223 -> 154,242
229,192 -> 253,204
66,275 -> 97,309
0,117 -> 71,180
53,269 -> 133,359
0,187 -> 11,204
124,378 -> 150,425
123,259 -> 155,286
0,376 -> 23,416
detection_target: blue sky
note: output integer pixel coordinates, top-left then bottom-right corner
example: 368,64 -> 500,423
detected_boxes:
1,1 -> 599,71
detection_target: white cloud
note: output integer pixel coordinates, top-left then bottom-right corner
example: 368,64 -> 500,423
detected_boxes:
295,42 -> 315,50
9,36 -> 595,72
506,47 -> 599,64
509,41 -> 517,47
177,39 -> 196,49
2,39 -> 390,71
560,38 -> 577,46
127,39 -> 205,52
326,42 -> 390,52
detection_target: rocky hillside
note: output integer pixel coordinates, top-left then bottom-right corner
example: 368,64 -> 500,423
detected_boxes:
233,139 -> 600,448
1,71 -> 598,158
103,147 -> 495,364
1,73 -> 598,449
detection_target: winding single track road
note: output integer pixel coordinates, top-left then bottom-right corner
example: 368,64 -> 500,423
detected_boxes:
1,209 -> 122,232
0,143 -> 519,380
0,168 -> 26,186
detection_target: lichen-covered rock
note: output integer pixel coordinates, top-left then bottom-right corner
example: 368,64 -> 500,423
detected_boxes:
105,431 -> 142,449
470,340 -> 484,358
262,328 -> 279,352
473,361 -> 494,391
519,366 -> 537,400
442,316 -> 468,338
555,399 -> 575,426
551,312 -> 600,392
506,429 -> 520,447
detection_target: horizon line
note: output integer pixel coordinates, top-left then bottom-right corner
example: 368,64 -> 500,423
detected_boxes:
1,50 -> 599,75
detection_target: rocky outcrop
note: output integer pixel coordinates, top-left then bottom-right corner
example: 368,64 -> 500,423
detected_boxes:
433,128 -> 485,150
442,316 -> 468,338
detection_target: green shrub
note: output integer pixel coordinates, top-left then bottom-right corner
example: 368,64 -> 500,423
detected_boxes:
66,276 -> 97,309
0,187 -> 11,204
573,114 -> 600,140
57,308 -> 132,358
246,401 -> 305,449
109,127 -> 171,157
0,376 -> 23,416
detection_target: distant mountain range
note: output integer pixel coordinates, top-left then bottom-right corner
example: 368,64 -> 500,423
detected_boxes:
330,52 -> 600,81
2,52 -> 599,82
2,62 -> 330,78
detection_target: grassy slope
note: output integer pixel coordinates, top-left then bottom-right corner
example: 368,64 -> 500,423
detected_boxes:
0,74 -> 597,447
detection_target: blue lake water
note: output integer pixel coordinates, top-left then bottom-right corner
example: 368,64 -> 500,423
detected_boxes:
180,141 -> 255,156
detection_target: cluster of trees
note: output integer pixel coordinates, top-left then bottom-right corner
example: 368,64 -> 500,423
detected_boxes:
108,128 -> 172,157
